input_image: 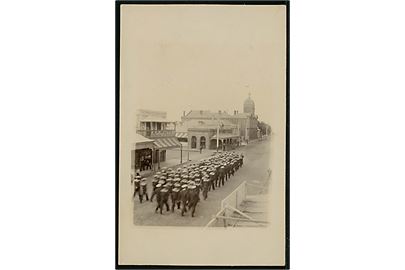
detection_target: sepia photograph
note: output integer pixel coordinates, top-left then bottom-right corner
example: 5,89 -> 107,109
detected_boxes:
5,0 -> 405,270
117,1 -> 289,268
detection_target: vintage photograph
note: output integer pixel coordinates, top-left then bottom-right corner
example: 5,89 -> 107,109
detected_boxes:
132,96 -> 271,226
117,2 -> 288,267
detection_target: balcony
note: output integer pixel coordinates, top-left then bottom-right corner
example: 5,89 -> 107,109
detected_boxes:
137,129 -> 176,138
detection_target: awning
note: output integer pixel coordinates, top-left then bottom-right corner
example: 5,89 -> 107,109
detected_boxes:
133,133 -> 155,150
211,134 -> 240,140
175,132 -> 188,139
153,137 -> 181,149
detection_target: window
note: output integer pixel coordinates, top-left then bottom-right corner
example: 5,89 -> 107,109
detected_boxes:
200,136 -> 206,149
191,136 -> 197,149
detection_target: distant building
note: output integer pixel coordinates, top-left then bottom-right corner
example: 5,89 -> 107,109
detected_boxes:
239,93 -> 259,140
132,109 -> 181,172
185,118 -> 239,150
178,94 -> 260,148
243,92 -> 255,115
135,109 -> 176,136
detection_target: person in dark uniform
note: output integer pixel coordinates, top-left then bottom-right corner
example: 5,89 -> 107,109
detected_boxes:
187,185 -> 199,217
155,186 -> 170,214
195,182 -> 201,198
150,178 -> 158,202
223,163 -> 228,181
209,172 -> 216,191
139,179 -> 149,203
218,166 -> 225,187
164,182 -> 173,204
160,187 -> 170,214
214,166 -> 220,187
154,184 -> 162,211
171,183 -> 181,211
170,187 -> 180,212
164,182 -> 172,191
180,185 -> 188,216
226,163 -> 231,181
202,178 -> 210,200
133,176 -> 141,200
235,158 -> 240,172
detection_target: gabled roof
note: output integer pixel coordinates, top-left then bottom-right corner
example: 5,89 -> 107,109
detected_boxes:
184,110 -> 217,119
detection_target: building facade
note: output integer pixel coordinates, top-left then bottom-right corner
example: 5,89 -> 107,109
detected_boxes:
132,109 -> 181,172
184,119 -> 239,150
178,94 -> 260,146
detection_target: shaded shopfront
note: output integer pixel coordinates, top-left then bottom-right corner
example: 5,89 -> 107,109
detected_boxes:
210,134 -> 240,151
152,137 -> 182,169
132,134 -> 155,173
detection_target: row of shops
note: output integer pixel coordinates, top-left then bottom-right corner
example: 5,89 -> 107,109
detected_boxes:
177,132 -> 241,151
133,132 -> 242,174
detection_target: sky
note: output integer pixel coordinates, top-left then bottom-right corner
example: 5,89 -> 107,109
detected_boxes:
121,5 -> 286,128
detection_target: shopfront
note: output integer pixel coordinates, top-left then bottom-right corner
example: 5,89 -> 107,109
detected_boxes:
152,137 -> 181,169
134,148 -> 153,171
210,134 -> 240,151
132,134 -> 155,173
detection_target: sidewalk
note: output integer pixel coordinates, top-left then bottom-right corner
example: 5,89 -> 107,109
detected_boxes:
163,148 -> 215,167
138,148 -> 216,177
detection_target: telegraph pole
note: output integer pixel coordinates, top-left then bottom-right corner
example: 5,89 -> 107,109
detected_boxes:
180,144 -> 183,164
216,123 -> 219,152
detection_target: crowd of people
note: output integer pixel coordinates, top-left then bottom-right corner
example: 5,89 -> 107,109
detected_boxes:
131,151 -> 244,217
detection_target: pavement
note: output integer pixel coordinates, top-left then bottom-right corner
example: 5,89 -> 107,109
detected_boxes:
133,137 -> 271,227
136,148 -> 216,178
164,147 -> 216,167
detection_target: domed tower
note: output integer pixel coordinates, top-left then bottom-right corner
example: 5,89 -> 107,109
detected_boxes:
243,93 -> 255,115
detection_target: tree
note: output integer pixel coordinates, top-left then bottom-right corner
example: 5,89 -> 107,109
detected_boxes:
257,121 -> 271,135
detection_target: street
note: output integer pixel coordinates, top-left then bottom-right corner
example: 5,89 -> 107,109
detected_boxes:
133,138 -> 271,226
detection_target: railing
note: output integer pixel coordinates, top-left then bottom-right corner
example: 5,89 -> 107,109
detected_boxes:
136,129 -> 176,138
221,181 -> 247,210
205,181 -> 268,228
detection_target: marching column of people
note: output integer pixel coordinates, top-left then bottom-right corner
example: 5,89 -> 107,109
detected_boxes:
131,152 -> 244,217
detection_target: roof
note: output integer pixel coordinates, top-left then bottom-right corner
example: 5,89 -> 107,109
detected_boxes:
184,110 -> 233,119
187,119 -> 237,129
184,110 -> 213,118
139,116 -> 174,123
133,133 -> 155,150
135,133 -> 154,144
183,110 -> 250,120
